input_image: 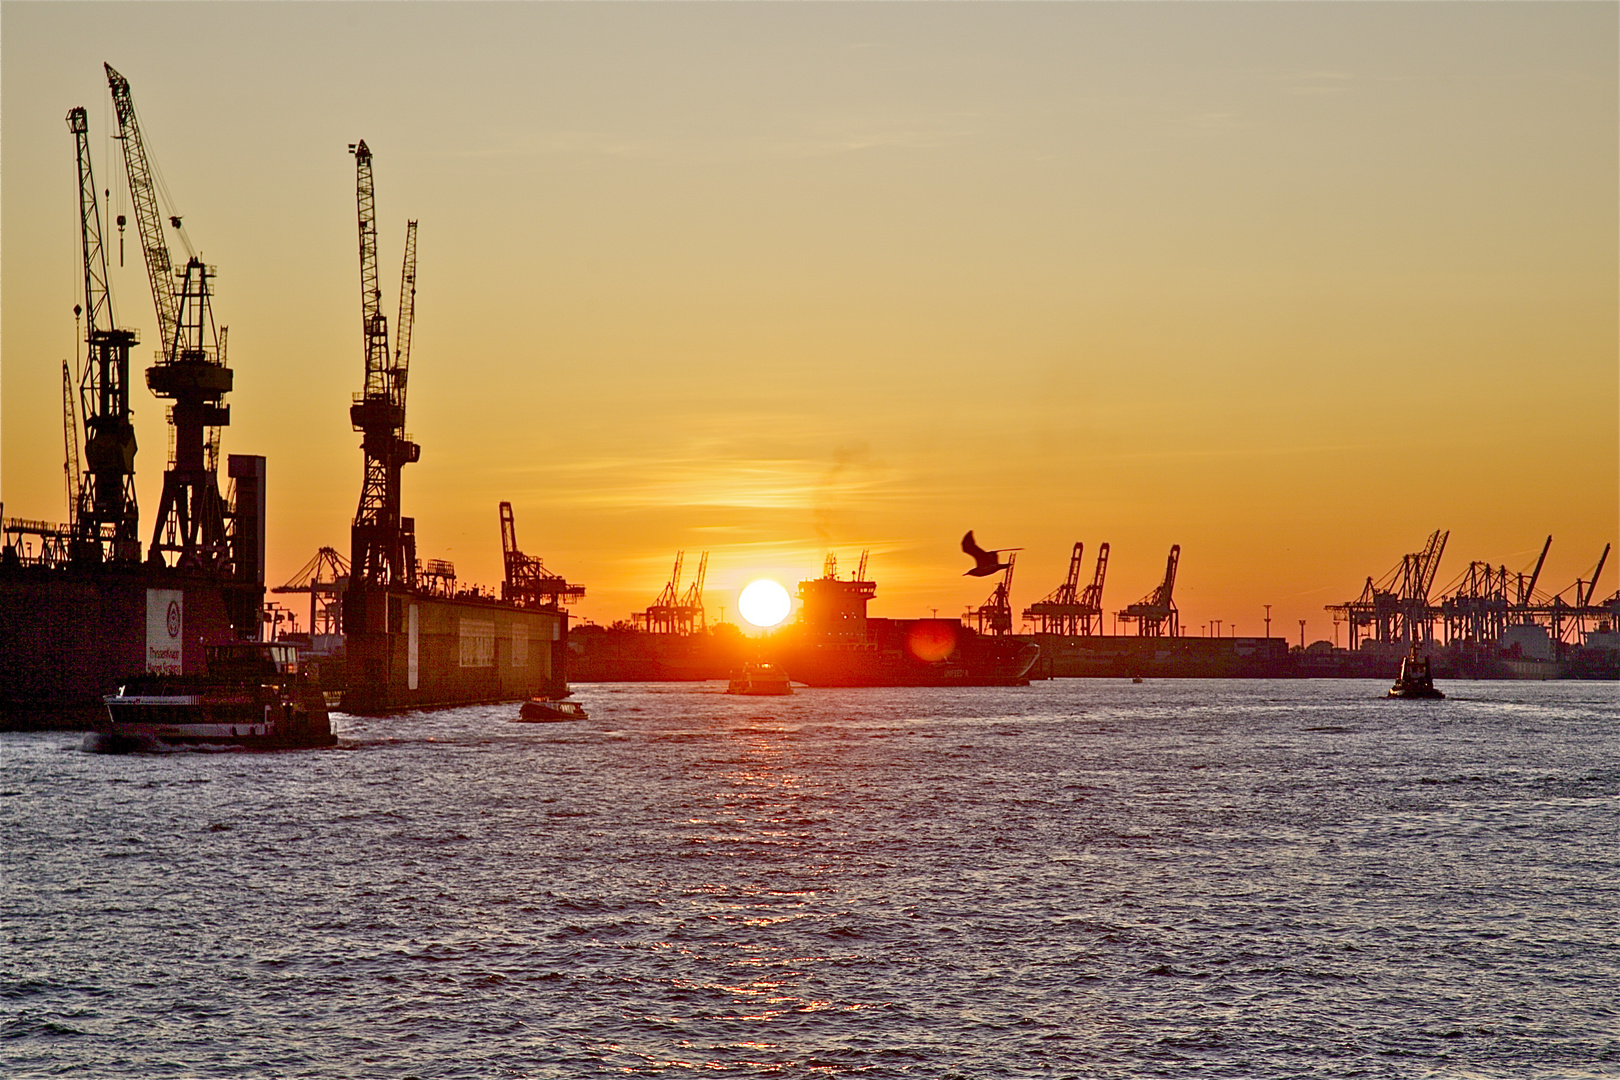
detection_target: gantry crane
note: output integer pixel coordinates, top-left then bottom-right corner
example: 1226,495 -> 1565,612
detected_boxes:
678,552 -> 708,632
638,551 -> 708,634
1077,543 -> 1110,633
1326,530 -> 1448,648
1022,541 -> 1108,635
68,103 -> 140,561
1117,544 -> 1180,637
107,64 -> 232,570
499,502 -> 584,609
1437,535 -> 1552,644
347,139 -> 421,591
1515,535 -> 1553,610
270,546 -> 352,648
641,551 -> 685,633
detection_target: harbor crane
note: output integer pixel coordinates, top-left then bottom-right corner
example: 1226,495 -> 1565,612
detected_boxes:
968,552 -> 1017,636
1078,543 -> 1110,633
638,551 -> 708,635
1023,541 -> 1109,635
346,139 -> 421,591
61,361 -> 82,531
270,547 -> 351,647
1117,544 -> 1180,637
68,103 -> 140,561
107,64 -> 232,570
1516,535 -> 1553,609
498,502 -> 584,609
678,552 -> 708,632
1326,529 -> 1448,649
1438,536 -> 1553,644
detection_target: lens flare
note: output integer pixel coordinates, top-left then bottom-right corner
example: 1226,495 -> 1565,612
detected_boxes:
738,579 -> 792,627
906,620 -> 958,663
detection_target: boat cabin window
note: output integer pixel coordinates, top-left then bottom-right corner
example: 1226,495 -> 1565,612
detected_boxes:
204,642 -> 301,676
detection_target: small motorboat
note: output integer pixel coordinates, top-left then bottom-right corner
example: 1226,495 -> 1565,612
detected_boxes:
1387,647 -> 1444,699
727,663 -> 794,696
515,697 -> 588,722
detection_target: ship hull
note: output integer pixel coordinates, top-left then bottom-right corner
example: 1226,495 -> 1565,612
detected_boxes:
780,618 -> 1039,687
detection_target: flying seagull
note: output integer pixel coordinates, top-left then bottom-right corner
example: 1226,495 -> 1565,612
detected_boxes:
961,531 -> 1020,577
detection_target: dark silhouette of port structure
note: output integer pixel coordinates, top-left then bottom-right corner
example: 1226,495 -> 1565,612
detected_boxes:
961,531 -> 1020,577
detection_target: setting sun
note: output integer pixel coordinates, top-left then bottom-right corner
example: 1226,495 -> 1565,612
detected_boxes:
737,580 -> 792,628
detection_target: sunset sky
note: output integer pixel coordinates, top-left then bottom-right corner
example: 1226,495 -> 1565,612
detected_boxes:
3,3 -> 1615,638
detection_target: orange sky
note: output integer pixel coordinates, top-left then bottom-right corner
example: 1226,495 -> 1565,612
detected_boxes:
3,3 -> 1615,640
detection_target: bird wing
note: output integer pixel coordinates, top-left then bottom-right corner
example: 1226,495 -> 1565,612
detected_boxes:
962,531 -> 987,559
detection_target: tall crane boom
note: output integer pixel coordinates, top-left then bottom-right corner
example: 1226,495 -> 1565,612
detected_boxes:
69,103 -> 141,560
105,63 -> 178,358
498,502 -> 584,609
108,66 -> 232,571
970,552 -> 1017,635
394,220 -> 418,413
354,141 -> 390,402
62,361 -> 83,526
70,107 -> 114,338
1079,543 -> 1110,612
1518,535 -> 1553,606
347,140 -> 421,590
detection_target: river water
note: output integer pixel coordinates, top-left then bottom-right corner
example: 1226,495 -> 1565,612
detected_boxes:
3,679 -> 1616,1078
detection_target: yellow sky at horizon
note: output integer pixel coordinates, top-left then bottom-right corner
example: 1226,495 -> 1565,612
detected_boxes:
3,3 -> 1615,639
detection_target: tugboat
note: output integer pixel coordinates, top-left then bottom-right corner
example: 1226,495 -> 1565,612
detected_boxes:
515,696 -> 588,722
727,663 -> 794,696
99,642 -> 337,750
1387,645 -> 1444,699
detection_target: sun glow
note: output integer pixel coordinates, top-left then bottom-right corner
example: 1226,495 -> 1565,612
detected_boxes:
737,579 -> 792,628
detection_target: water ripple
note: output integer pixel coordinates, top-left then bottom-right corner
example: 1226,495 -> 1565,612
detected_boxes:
2,679 -> 1616,1078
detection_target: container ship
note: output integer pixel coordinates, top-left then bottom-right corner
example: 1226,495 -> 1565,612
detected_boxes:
775,560 -> 1039,687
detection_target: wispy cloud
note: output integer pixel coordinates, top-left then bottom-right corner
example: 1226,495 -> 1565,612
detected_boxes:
462,110 -> 984,163
509,448 -> 904,512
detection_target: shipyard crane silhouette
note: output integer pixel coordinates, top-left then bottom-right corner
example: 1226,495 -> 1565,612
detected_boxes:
961,531 -> 1020,577
679,552 -> 709,633
108,64 -> 233,571
1437,536 -> 1553,645
67,105 -> 140,562
1327,530 -> 1448,649
271,546 -> 351,648
1023,542 -> 1110,635
1117,544 -> 1181,637
968,552 -> 1018,636
638,552 -> 709,635
346,139 -> 420,591
499,502 -> 584,610
61,361 -> 82,531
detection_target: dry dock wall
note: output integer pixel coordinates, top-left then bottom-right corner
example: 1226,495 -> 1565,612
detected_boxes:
343,587 -> 566,713
0,564 -> 252,726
